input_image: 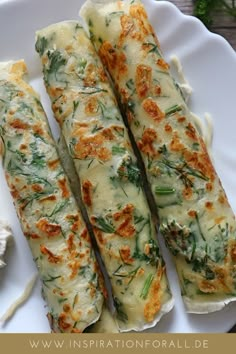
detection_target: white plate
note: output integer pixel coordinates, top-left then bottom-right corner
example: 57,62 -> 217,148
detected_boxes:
1,0 -> 236,333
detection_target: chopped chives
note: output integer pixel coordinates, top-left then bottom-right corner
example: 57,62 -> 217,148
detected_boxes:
165,104 -> 182,116
155,186 -> 176,195
140,274 -> 154,300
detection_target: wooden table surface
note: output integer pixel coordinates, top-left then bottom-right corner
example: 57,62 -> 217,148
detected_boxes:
168,0 -> 236,50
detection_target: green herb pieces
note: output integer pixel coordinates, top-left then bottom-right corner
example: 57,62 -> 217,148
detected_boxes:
93,215 -> 115,234
165,104 -> 183,117
143,42 -> 161,56
113,265 -> 140,286
110,176 -> 128,198
140,274 -> 154,300
48,199 -> 69,218
159,157 -> 208,188
72,101 -> 79,118
195,212 -> 206,242
78,87 -> 108,95
57,297 -> 68,304
105,11 -> 125,26
193,0 -> 236,28
155,186 -> 176,195
91,124 -> 103,134
118,157 -> 141,187
192,257 -> 215,280
45,50 -> 66,85
35,36 -> 48,57
112,146 -> 126,155
29,142 -> 46,168
42,275 -> 61,287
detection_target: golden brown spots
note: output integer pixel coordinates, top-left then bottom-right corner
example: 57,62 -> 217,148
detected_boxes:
82,180 -> 93,207
71,328 -> 82,333
85,96 -> 99,115
153,85 -> 161,95
144,244 -> 150,255
120,245 -> 134,264
120,14 -> 135,38
127,110 -> 135,124
188,210 -> 197,218
68,259 -> 81,279
135,64 -> 152,98
142,98 -> 165,122
74,134 -> 111,162
97,147 -> 112,161
90,285 -> 97,298
231,242 -> 236,262
130,4 -> 148,20
48,159 -> 60,170
84,63 -> 97,86
36,218 -> 61,237
79,252 -> 86,259
58,178 -> 70,198
67,234 -> 75,253
164,123 -> 172,133
198,137 -> 215,181
20,144 -> 27,150
114,204 -> 135,238
137,268 -> 145,277
205,201 -> 213,210
119,87 -> 130,102
48,87 -> 63,99
185,123 -> 198,141
137,128 -> 157,157
10,119 -> 29,130
31,184 -> 43,192
65,44 -> 73,53
97,66 -> 107,82
101,127 -> 115,141
39,195 -> 56,203
170,132 -> 185,152
63,304 -> 71,313
99,41 -> 117,70
144,272 -> 161,322
182,186 -> 193,200
93,227 -> 107,246
40,245 -> 62,264
80,228 -> 90,242
206,182 -> 213,192
184,143 -> 215,182
25,232 -> 41,240
99,41 -> 127,76
32,124 -> 44,136
199,280 -> 216,293
214,216 -> 226,224
157,58 -> 169,70
177,116 -> 186,123
58,313 -> 71,331
218,191 -> 228,205
10,185 -> 19,199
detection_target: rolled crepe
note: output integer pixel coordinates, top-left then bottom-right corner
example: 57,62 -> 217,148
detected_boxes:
80,0 -> 236,312
0,60 -> 104,332
36,21 -> 173,331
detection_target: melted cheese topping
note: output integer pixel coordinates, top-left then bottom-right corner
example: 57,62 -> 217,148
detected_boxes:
36,21 -> 174,331
0,61 -> 104,332
81,0 -> 236,312
0,220 -> 13,268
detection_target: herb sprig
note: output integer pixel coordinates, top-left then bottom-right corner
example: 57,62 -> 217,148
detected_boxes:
193,0 -> 236,28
